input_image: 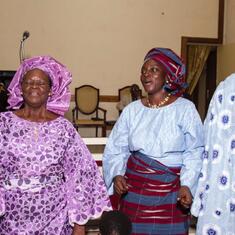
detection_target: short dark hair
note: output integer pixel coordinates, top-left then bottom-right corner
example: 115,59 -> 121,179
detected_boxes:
99,211 -> 132,235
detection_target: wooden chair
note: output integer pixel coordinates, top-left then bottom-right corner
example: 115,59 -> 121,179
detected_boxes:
117,84 -> 142,114
130,84 -> 142,101
72,85 -> 107,137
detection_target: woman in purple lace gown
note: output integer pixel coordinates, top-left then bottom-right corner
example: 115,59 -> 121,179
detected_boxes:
0,56 -> 111,235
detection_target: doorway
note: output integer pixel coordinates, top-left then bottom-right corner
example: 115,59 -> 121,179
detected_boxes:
188,47 -> 217,120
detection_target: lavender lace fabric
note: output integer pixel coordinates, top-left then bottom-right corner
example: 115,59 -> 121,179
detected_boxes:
0,111 -> 111,235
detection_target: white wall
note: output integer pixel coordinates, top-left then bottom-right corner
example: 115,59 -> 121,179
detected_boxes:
0,0 -> 219,123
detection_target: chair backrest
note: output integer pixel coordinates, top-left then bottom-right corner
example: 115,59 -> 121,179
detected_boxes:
75,85 -> 99,115
130,84 -> 142,101
118,85 -> 132,105
117,84 -> 142,113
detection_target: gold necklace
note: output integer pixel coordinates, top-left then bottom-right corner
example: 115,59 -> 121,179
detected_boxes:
22,109 -> 39,141
147,93 -> 171,109
33,125 -> 39,141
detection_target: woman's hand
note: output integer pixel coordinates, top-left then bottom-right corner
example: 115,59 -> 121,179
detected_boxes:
177,186 -> 192,208
72,224 -> 85,235
113,175 -> 128,195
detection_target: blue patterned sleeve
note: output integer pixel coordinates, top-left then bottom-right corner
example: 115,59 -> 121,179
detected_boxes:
180,103 -> 204,196
103,107 -> 131,195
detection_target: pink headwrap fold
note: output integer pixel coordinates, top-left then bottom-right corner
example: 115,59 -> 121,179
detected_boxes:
7,56 -> 72,116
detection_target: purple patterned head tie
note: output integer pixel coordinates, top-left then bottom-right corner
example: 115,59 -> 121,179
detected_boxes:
7,56 -> 72,116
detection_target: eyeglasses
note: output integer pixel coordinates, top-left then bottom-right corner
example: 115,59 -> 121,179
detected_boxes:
21,80 -> 50,87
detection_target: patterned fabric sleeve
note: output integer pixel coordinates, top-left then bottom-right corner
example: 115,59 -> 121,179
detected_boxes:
0,179 -> 5,216
103,107 -> 131,195
180,103 -> 204,196
0,114 -> 6,216
190,74 -> 235,233
0,190 -> 5,216
190,82 -> 220,217
63,126 -> 112,226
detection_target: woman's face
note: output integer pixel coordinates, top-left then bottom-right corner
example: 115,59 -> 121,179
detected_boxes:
140,59 -> 166,95
21,69 -> 51,108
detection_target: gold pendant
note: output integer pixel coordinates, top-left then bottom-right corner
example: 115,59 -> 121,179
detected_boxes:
33,126 -> 39,141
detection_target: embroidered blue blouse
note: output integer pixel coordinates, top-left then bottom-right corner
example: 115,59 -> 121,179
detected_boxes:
191,74 -> 235,234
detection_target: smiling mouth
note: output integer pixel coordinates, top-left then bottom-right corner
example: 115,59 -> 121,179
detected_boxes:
29,91 -> 41,96
143,81 -> 152,85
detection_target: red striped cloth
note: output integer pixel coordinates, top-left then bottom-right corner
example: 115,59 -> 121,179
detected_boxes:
119,152 -> 190,235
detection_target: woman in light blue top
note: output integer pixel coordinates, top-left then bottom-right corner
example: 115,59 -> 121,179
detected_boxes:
103,48 -> 204,235
191,74 -> 235,234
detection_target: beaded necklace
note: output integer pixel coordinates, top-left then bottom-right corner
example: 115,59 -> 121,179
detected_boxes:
147,93 -> 171,109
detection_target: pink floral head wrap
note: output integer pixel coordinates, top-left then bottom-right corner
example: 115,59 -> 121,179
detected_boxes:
144,48 -> 187,96
8,56 -> 72,116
